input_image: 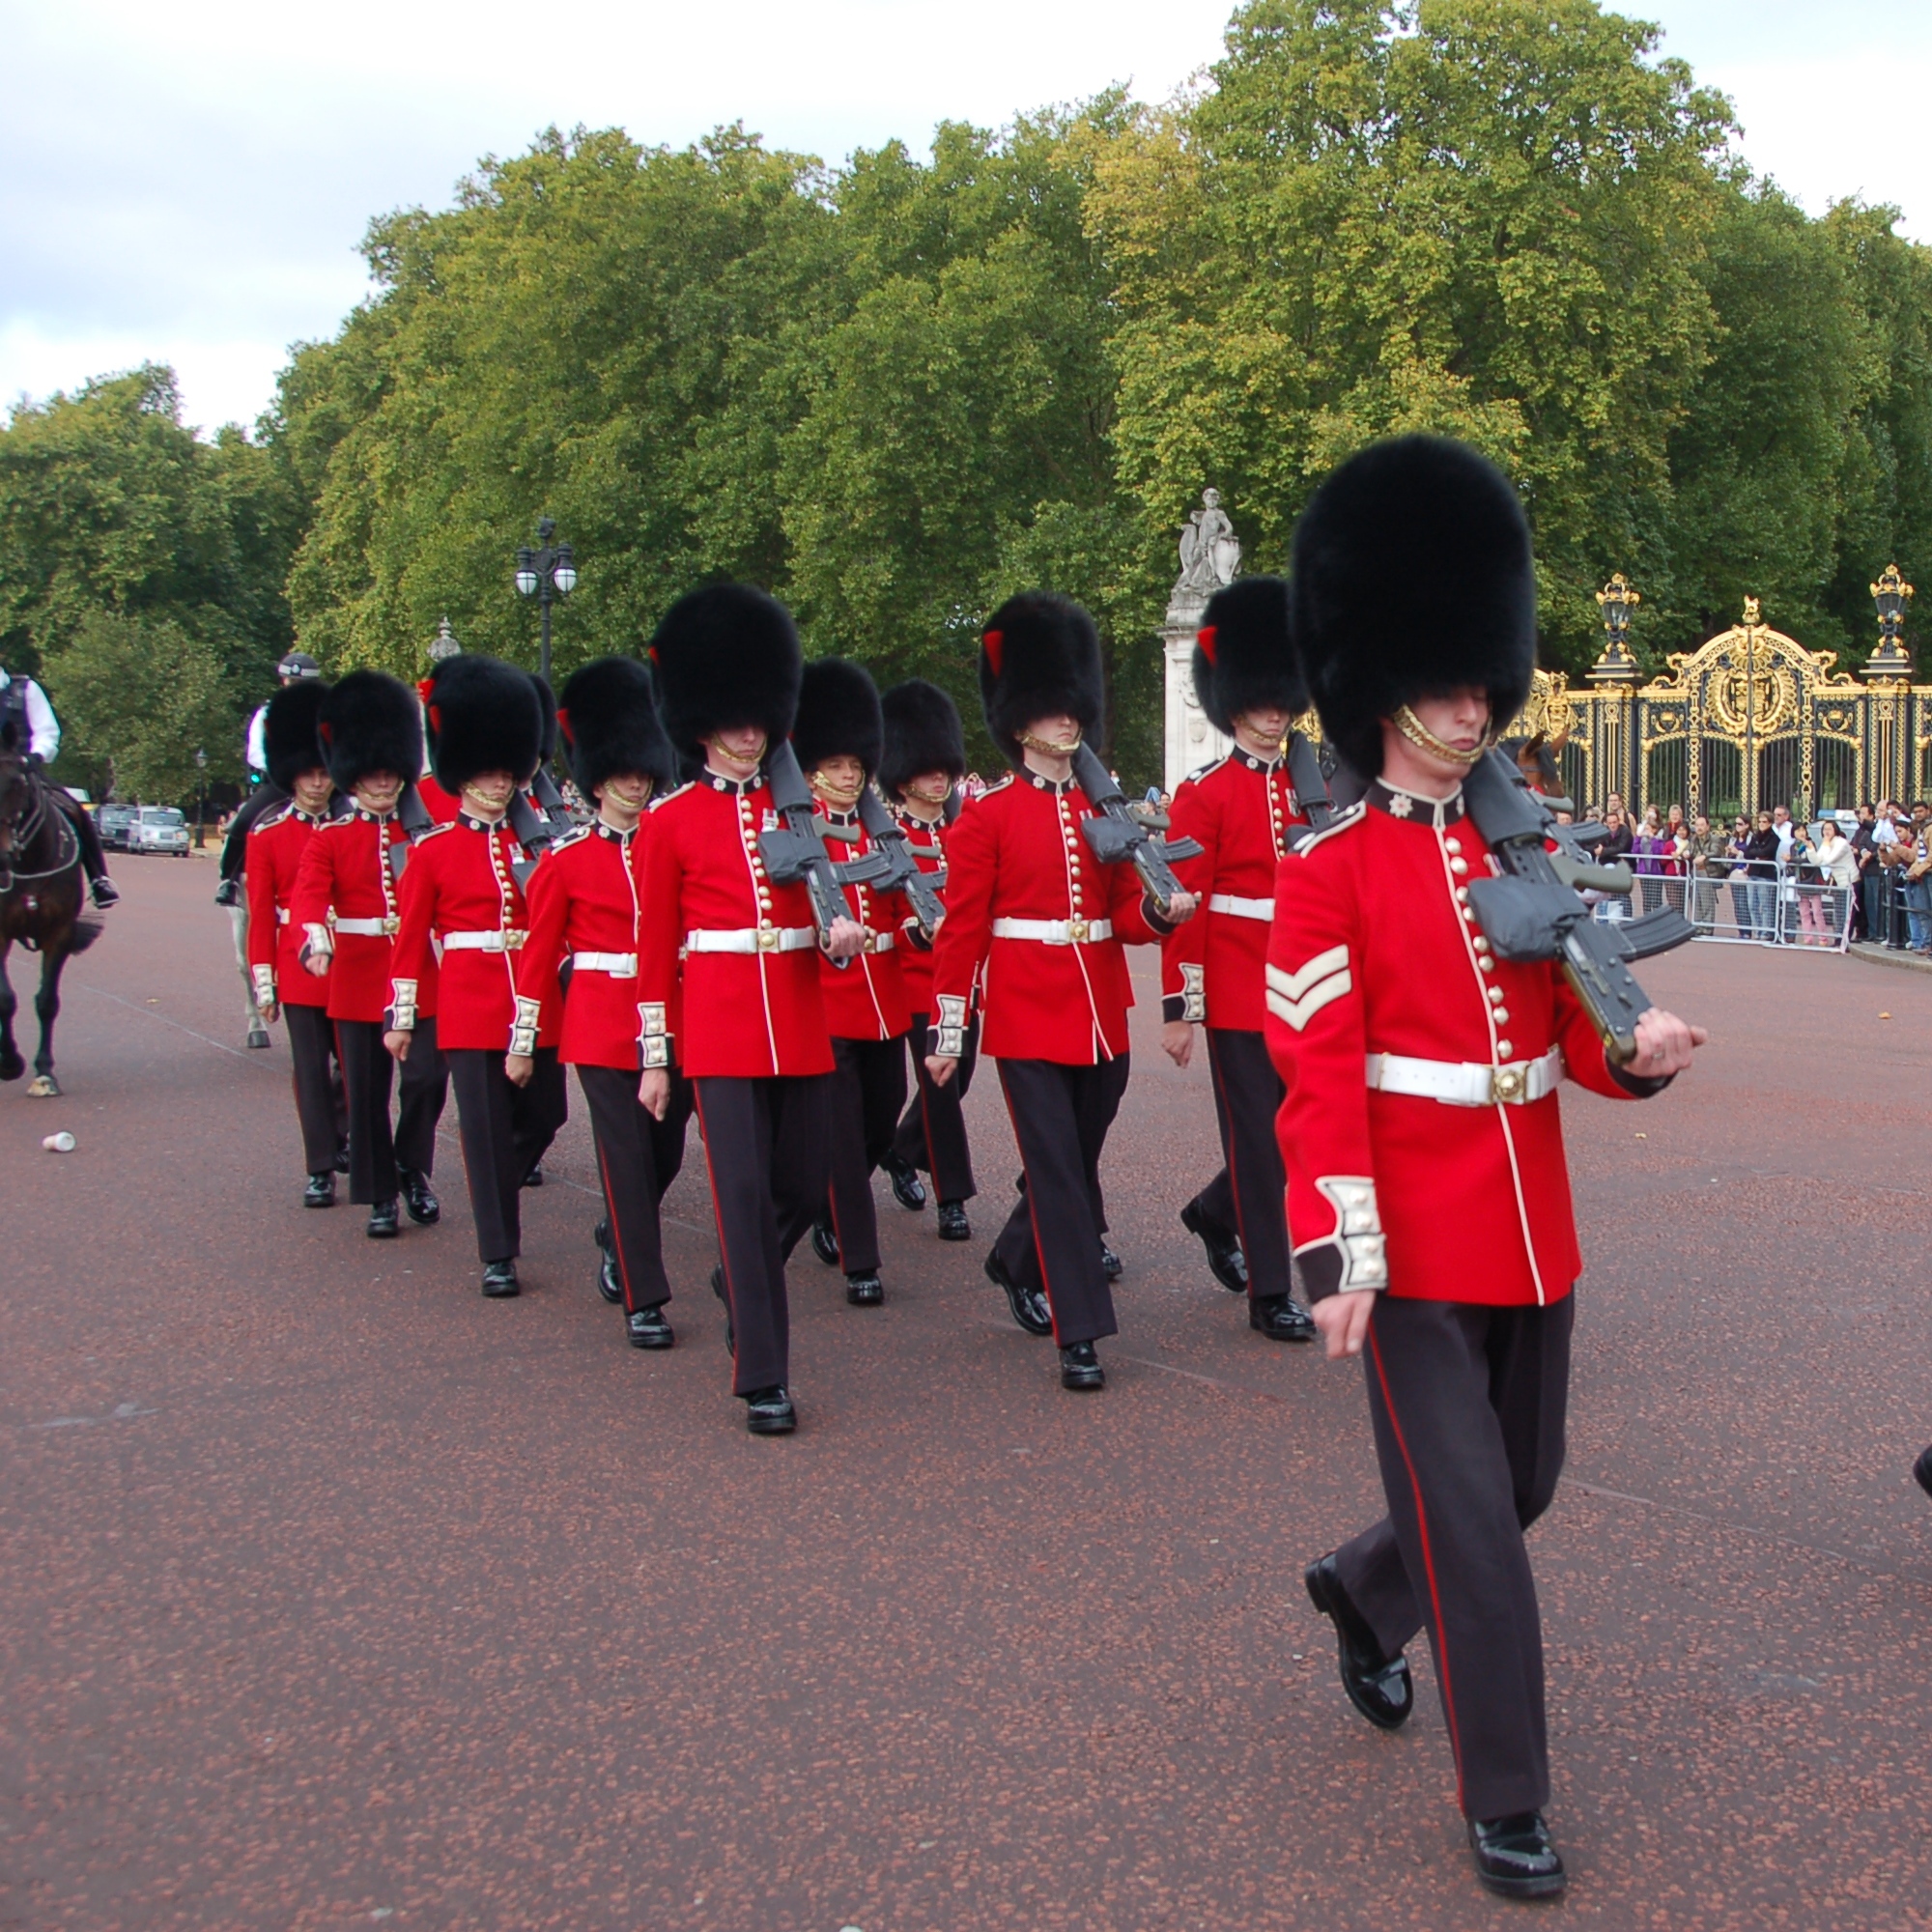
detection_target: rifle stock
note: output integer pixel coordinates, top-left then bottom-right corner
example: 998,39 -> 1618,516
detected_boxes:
1069,744 -> 1202,912
856,786 -> 946,936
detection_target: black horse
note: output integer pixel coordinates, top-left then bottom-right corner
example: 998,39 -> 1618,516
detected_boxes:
0,743 -> 101,1096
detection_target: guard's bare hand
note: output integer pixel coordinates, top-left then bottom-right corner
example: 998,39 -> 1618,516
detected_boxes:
384,1029 -> 411,1063
825,914 -> 865,961
1163,891 -> 1199,923
1161,1018 -> 1196,1068
505,1052 -> 534,1088
925,1054 -> 959,1088
1631,1007 -> 1705,1077
637,1067 -> 670,1120
257,999 -> 280,1026
303,951 -> 331,979
1313,1292 -> 1378,1360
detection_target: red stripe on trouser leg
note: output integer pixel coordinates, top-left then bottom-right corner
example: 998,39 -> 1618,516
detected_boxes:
998,1076 -> 1061,1346
1368,1321 -> 1466,1812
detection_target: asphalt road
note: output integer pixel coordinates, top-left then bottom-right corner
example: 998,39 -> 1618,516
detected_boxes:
4,853 -> 1931,1931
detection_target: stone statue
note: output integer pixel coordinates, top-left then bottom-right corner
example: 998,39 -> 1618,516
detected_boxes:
1176,488 -> 1241,599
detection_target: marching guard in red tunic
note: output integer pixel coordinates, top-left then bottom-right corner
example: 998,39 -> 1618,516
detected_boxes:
384,654 -> 549,1297
292,671 -> 447,1238
927,593 -> 1196,1392
244,675 -> 348,1205
518,656 -> 692,1348
1160,577 -> 1316,1343
1268,438 -> 1703,1900
795,659 -> 913,1308
636,586 -> 865,1435
879,678 -> 978,1242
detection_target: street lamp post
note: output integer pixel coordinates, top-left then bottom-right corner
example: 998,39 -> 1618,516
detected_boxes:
513,518 -> 579,686
194,746 -> 208,849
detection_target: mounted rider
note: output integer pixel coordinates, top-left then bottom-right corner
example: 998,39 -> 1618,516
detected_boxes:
214,650 -> 323,908
0,659 -> 119,909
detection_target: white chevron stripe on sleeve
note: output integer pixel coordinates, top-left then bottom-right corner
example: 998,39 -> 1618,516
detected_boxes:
1266,945 -> 1350,1003
1265,966 -> 1351,1033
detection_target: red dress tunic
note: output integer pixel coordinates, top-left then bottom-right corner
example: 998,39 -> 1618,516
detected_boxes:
244,802 -> 336,1009
815,810 -> 911,1043
290,810 -> 439,1026
388,814 -> 530,1053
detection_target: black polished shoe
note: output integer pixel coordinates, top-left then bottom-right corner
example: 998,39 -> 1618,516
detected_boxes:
90,876 -> 121,909
1916,1445 -> 1932,1500
744,1385 -> 796,1435
303,1171 -> 336,1208
1099,1238 -> 1123,1281
712,1264 -> 733,1351
844,1270 -> 884,1306
1180,1197 -> 1248,1293
213,877 -> 242,909
883,1151 -> 927,1211
597,1247 -> 623,1305
985,1250 -> 1054,1337
365,1197 -> 400,1239
1059,1342 -> 1106,1391
1304,1553 -> 1413,1731
399,1168 -> 440,1226
334,1143 -> 351,1175
1250,1293 -> 1316,1343
936,1200 -> 972,1241
626,1304 -> 675,1350
1467,1813 -> 1566,1900
810,1212 -> 839,1267
522,1163 -> 544,1189
481,1260 -> 521,1298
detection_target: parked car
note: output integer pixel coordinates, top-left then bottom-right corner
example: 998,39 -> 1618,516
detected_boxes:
127,806 -> 191,856
97,803 -> 136,849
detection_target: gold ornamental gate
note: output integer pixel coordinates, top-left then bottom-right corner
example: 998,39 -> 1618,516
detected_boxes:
1508,576 -> 1930,821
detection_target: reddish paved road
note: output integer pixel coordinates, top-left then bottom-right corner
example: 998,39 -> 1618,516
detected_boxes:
4,854 -> 1932,1931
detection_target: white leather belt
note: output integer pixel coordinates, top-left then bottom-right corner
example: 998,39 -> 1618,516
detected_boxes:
991,917 -> 1114,945
444,928 -> 526,952
275,907 -> 291,924
862,928 -> 895,953
331,915 -> 397,937
1366,1047 -> 1564,1107
1208,893 -> 1274,921
685,925 -> 815,954
571,952 -> 638,974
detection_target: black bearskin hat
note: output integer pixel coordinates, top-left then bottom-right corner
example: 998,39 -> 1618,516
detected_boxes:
421,653 -> 544,792
317,670 -> 423,792
262,677 -> 332,792
527,671 -> 559,765
1192,575 -> 1307,737
792,658 -> 883,779
878,679 -> 967,799
648,583 -> 803,761
1291,435 -> 1536,781
556,657 -> 676,798
978,591 -> 1105,768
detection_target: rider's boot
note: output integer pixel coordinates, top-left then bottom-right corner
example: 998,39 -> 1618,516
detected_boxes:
90,875 -> 120,908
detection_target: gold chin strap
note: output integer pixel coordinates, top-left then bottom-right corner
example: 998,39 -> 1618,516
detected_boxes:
1017,729 -> 1083,757
715,733 -> 768,770
905,779 -> 952,808
1391,706 -> 1490,768
810,773 -> 864,808
462,781 -> 513,808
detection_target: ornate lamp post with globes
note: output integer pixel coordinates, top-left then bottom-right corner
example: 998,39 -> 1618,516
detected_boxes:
513,519 -> 578,686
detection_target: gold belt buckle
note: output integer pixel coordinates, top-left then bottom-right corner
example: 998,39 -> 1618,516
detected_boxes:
381,916 -> 400,936
1066,917 -> 1089,943
757,925 -> 780,952
1491,1065 -> 1525,1104
504,929 -> 526,951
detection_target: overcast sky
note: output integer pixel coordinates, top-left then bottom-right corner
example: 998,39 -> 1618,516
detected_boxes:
3,0 -> 1927,435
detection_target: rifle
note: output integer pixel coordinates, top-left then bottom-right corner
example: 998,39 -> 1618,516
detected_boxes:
1460,749 -> 1694,1064
506,765 -> 579,889
1069,743 -> 1203,915
388,781 -> 438,880
1285,729 -> 1337,835
855,785 -> 946,937
758,740 -> 891,967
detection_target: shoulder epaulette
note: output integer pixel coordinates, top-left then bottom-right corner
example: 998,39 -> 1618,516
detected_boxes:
1185,756 -> 1227,785
1287,802 -> 1367,856
980,774 -> 1015,796
551,823 -> 594,850
251,801 -> 297,833
319,813 -> 356,832
413,820 -> 455,843
650,781 -> 695,811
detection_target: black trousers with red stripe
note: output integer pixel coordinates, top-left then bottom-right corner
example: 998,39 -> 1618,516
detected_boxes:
824,1034 -> 909,1273
513,1044 -> 569,1179
1332,1293 -> 1574,1820
694,1073 -> 833,1396
892,1009 -> 980,1204
282,1001 -> 347,1176
1191,1027 -> 1293,1300
577,1063 -> 694,1312
991,1055 -> 1131,1348
336,1015 -> 446,1205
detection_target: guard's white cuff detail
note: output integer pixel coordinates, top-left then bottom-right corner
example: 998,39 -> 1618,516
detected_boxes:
508,994 -> 542,1058
1265,945 -> 1351,1032
1180,961 -> 1206,1024
303,922 -> 333,961
251,963 -> 276,1008
388,979 -> 418,1031
1293,1174 -> 1387,1293
933,992 -> 968,1060
639,1003 -> 671,1069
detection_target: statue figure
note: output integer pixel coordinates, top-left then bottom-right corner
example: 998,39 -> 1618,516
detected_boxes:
1177,488 -> 1241,598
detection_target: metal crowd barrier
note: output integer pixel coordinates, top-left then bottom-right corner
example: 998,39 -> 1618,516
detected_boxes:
1586,866 -> 1854,952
